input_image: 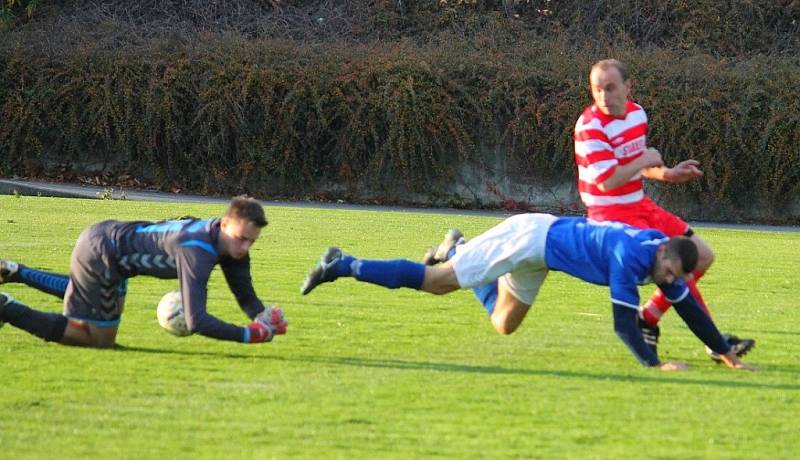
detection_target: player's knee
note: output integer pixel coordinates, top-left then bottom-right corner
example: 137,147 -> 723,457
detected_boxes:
690,237 -> 715,271
491,313 -> 520,335
697,246 -> 714,271
89,335 -> 117,348
85,325 -> 118,348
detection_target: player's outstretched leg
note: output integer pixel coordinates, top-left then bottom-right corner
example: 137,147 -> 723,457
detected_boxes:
706,335 -> 755,363
0,260 -> 69,299
422,229 -> 464,266
0,292 -> 69,342
301,247 -> 428,295
301,247 -> 351,295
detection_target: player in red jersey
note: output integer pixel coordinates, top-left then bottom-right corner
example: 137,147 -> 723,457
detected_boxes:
573,58 -> 754,362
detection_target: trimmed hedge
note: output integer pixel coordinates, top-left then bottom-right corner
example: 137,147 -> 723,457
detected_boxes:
1,2 -> 799,223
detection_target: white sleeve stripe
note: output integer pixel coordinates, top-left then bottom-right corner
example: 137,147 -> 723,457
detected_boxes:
641,237 -> 670,246
665,287 -> 690,303
575,139 -> 612,157
578,161 -> 617,182
579,191 -> 645,206
604,111 -> 648,134
611,298 -> 639,309
574,117 -> 604,132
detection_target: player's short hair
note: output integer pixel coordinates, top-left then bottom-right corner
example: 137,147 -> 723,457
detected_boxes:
591,59 -> 628,81
663,236 -> 698,274
225,196 -> 268,228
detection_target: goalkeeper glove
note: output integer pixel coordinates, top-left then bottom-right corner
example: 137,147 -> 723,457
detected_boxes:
244,307 -> 288,343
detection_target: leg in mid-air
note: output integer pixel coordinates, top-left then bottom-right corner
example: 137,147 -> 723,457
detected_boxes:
0,260 -> 70,299
423,228 -> 541,335
301,214 -> 555,335
299,246 -> 446,296
299,243 -> 535,336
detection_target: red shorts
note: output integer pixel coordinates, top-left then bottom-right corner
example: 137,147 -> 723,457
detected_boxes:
587,197 -> 689,237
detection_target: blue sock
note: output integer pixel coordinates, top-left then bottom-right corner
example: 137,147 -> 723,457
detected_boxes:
19,266 -> 69,299
472,280 -> 498,315
335,256 -> 356,277
351,259 -> 425,290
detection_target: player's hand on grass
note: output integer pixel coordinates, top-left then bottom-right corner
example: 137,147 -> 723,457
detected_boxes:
246,307 -> 288,343
664,159 -> 703,183
658,361 -> 689,371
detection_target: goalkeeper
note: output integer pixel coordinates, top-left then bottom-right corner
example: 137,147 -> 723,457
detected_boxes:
0,196 -> 287,347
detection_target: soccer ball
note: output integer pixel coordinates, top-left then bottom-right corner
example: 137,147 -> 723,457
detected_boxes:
157,290 -> 191,337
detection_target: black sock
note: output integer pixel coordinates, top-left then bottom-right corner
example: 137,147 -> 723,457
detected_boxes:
1,298 -> 68,342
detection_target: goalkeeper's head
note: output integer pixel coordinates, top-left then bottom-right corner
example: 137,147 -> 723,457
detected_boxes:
219,196 -> 268,259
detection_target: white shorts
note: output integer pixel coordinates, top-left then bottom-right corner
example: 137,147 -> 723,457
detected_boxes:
450,213 -> 557,305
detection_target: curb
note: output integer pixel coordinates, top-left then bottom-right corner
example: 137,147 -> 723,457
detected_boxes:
1,178 -> 797,232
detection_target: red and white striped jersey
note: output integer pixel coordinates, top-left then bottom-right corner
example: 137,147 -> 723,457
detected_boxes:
573,100 -> 648,208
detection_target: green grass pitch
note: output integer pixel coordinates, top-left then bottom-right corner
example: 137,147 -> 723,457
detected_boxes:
0,196 -> 798,459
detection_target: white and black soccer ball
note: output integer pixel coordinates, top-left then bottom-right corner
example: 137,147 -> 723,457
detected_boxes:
157,290 -> 191,337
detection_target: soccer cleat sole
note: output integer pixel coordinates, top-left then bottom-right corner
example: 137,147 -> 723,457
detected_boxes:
422,229 -> 464,266
0,291 -> 13,329
300,247 -> 343,295
0,260 -> 20,284
707,336 -> 756,363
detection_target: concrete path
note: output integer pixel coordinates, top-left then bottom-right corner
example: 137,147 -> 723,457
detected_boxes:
1,178 -> 797,232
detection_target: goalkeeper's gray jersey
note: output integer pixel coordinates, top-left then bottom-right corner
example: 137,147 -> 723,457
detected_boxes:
91,218 -> 265,341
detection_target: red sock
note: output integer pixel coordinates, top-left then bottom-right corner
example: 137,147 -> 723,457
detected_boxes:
641,270 -> 711,326
687,270 -> 712,317
641,290 -> 670,326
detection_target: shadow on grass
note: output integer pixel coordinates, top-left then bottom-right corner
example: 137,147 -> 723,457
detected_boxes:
322,356 -> 800,390
113,345 -> 798,391
112,344 -> 288,361
741,329 -> 800,336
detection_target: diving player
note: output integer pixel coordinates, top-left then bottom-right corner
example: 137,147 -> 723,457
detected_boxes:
300,213 -> 754,371
0,196 -> 287,347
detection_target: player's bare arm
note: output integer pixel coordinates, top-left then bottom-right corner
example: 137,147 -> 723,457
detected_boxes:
658,361 -> 689,371
597,147 -> 665,191
642,158 -> 704,183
